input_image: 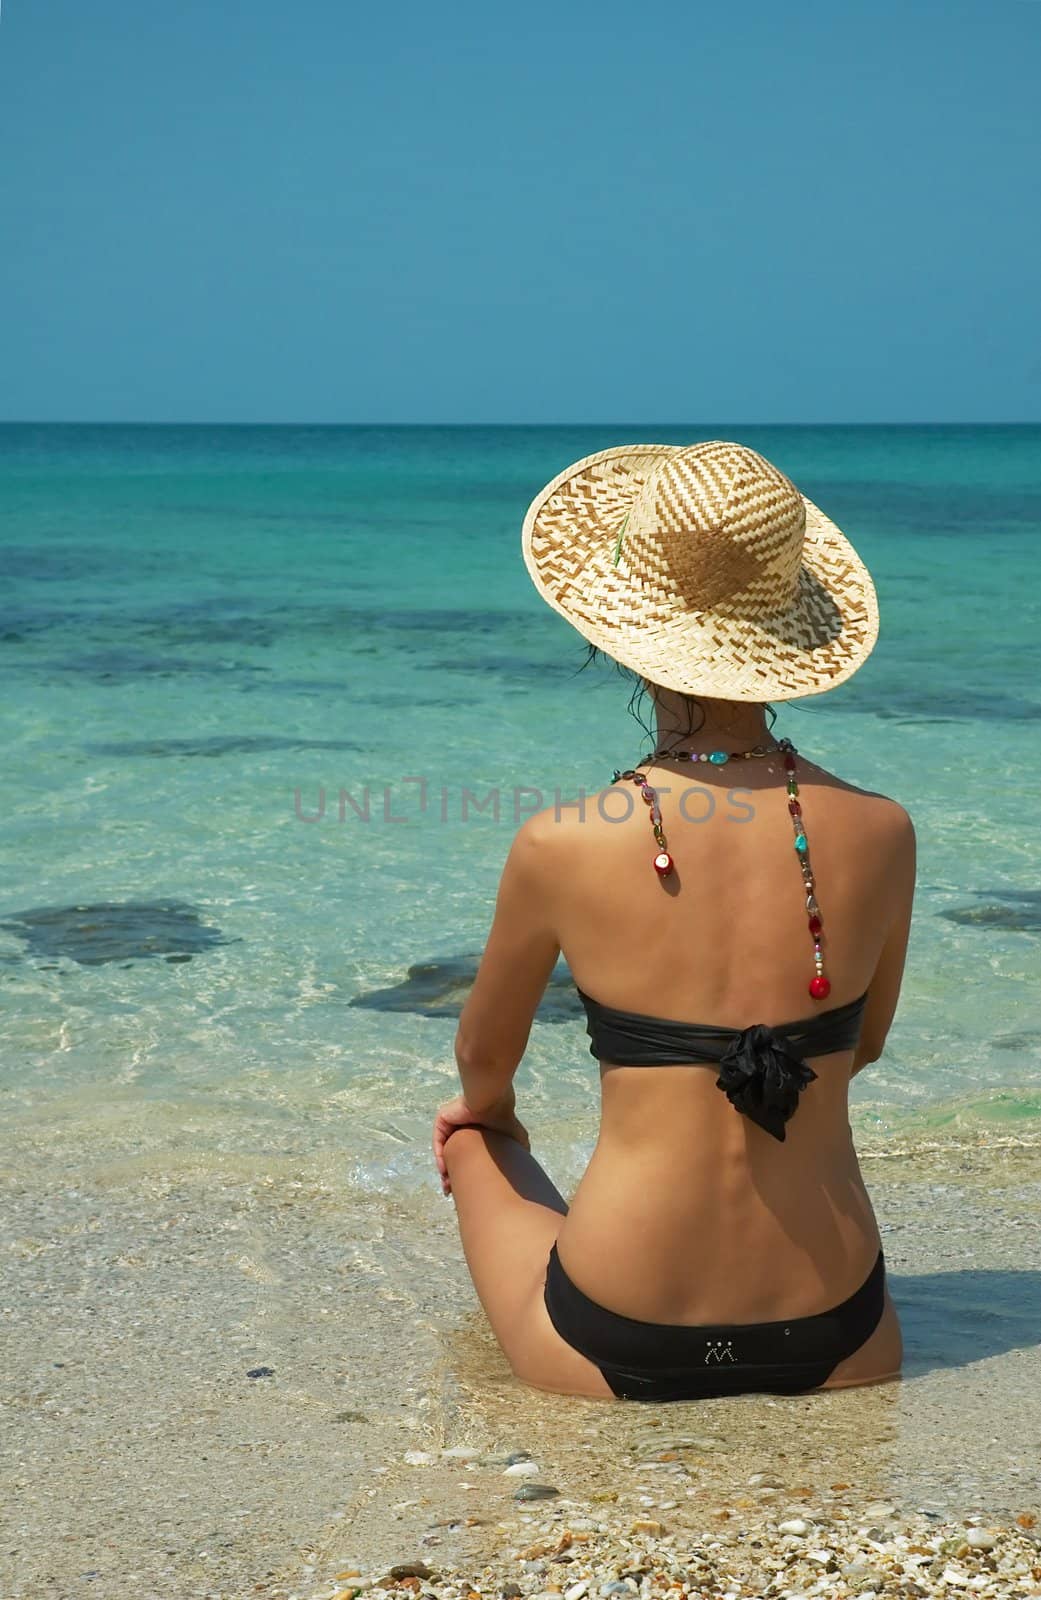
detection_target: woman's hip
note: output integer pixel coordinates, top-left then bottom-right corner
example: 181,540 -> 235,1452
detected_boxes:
542,1237 -> 891,1402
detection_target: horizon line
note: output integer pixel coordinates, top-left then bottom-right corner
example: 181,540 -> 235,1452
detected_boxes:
1,418 -> 1040,429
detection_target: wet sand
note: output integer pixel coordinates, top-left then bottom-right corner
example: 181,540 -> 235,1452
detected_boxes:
2,1127 -> 1040,1598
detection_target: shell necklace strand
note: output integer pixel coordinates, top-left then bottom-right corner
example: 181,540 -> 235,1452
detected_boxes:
612,735 -> 831,1001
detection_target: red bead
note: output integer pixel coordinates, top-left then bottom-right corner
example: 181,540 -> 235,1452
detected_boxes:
808,975 -> 831,999
653,851 -> 674,878
783,755 -> 796,772
808,915 -> 822,935
788,798 -> 801,816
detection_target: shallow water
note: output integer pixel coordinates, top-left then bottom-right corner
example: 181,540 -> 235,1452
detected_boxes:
3,430 -> 1041,1589
2,423 -> 1040,1185
2,1137 -> 1039,1597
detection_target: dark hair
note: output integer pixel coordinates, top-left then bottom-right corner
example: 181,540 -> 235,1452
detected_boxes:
575,643 -> 780,746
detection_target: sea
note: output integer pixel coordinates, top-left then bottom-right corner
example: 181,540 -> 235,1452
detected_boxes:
4,426 -> 1041,1590
2,423 -> 1040,1194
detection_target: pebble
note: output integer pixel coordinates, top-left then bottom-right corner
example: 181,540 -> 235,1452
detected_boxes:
503,1462 -> 541,1478
843,1560 -> 882,1584
862,1501 -> 897,1519
404,1451 -> 435,1467
441,1446 -> 480,1461
325,1497 -> 1041,1600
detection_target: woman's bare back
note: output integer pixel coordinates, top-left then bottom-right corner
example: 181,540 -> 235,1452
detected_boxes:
535,748 -> 914,1376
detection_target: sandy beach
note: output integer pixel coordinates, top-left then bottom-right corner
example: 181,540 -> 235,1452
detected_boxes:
3,1123 -> 1040,1599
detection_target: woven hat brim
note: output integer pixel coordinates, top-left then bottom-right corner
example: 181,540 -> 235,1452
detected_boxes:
521,444 -> 879,702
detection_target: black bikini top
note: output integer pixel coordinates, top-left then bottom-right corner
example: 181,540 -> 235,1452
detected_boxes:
575,987 -> 869,1143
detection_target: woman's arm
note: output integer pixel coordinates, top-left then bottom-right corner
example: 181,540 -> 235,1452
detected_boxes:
432,818 -> 560,1193
850,808 -> 916,1077
453,816 -> 561,1114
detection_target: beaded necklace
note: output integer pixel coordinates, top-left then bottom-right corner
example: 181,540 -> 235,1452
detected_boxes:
611,736 -> 830,1001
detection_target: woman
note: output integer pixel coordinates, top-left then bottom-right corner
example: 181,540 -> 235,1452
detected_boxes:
432,440 -> 914,1402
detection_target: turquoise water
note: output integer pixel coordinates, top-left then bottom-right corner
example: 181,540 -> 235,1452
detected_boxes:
2,424 -> 1040,1190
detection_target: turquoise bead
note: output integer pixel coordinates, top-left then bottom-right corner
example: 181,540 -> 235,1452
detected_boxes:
794,833 -> 808,851
709,750 -> 729,765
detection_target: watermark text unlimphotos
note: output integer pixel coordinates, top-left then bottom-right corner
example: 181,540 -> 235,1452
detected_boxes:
293,778 -> 757,825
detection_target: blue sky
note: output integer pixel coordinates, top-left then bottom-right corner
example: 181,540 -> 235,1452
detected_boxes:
1,1 -> 1039,423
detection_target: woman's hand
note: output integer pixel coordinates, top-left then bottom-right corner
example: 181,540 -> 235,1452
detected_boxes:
432,1093 -> 530,1196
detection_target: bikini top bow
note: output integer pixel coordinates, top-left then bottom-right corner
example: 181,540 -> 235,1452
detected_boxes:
714,1023 -> 818,1142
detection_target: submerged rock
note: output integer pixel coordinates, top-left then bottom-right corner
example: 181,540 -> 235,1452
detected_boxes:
0,899 -> 233,966
84,733 -> 360,757
349,955 -> 584,1021
990,1030 -> 1041,1050
940,889 -> 1041,933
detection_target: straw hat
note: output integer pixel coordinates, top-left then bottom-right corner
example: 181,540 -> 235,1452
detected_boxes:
521,440 -> 879,701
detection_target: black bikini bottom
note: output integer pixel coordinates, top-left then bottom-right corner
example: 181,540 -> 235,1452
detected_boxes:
543,1244 -> 886,1402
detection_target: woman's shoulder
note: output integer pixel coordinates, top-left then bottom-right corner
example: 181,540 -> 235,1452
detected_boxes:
797,758 -> 916,863
514,777 -> 649,841
799,756 -> 914,818
504,783 -> 628,879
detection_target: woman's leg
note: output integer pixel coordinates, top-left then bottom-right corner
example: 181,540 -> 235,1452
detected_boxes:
442,1126 -> 614,1399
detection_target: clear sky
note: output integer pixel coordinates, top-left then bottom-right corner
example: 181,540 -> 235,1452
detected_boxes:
1,1 -> 1039,423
